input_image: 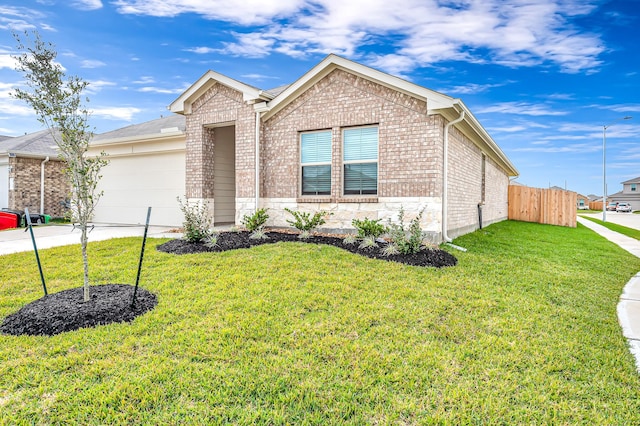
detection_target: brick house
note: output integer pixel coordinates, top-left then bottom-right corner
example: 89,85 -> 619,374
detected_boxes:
167,54 -> 518,241
0,129 -> 70,218
609,176 -> 640,211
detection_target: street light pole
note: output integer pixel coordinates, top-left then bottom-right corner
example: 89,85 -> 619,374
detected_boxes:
603,116 -> 632,222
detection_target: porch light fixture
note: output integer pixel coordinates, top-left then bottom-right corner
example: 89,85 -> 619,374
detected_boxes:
603,116 -> 632,222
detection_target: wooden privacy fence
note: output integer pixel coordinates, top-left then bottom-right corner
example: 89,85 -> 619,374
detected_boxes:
508,186 -> 577,227
589,201 -> 604,211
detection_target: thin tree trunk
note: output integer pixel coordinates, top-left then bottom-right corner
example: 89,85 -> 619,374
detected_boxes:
81,224 -> 90,302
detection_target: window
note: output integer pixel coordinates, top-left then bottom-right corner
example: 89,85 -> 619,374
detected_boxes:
343,126 -> 378,195
632,184 -> 637,192
300,131 -> 332,195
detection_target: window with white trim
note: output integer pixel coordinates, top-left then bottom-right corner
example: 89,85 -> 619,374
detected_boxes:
300,130 -> 332,196
632,183 -> 637,192
343,126 -> 378,195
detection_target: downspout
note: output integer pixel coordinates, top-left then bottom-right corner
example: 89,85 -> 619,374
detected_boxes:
40,156 -> 49,215
255,111 -> 260,212
442,109 -> 467,251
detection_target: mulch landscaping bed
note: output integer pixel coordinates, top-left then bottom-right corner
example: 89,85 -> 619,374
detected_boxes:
157,230 -> 458,268
0,284 -> 157,337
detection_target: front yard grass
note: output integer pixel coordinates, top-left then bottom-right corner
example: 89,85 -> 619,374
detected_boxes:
1,220 -> 640,423
580,215 -> 640,240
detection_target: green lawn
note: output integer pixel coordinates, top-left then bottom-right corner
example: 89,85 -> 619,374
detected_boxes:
1,220 -> 640,424
579,215 -> 640,240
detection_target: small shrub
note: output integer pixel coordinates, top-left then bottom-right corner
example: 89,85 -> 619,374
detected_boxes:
284,208 -> 331,233
381,243 -> 400,256
229,225 -> 241,233
298,230 -> 312,240
342,234 -> 358,245
352,217 -> 387,238
386,206 -> 425,255
177,196 -> 213,242
204,233 -> 219,249
241,208 -> 269,232
249,228 -> 269,240
359,235 -> 378,249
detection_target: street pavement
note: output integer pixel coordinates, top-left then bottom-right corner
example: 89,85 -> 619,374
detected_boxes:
577,212 -> 640,372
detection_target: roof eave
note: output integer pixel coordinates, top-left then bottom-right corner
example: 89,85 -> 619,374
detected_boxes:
90,130 -> 185,148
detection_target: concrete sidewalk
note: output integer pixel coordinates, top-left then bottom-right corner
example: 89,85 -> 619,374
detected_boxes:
577,216 -> 640,372
0,223 -> 179,256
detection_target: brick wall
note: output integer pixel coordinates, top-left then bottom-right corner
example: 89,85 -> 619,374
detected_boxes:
446,126 -> 508,238
185,82 -> 256,200
8,156 -> 70,217
262,69 -> 443,200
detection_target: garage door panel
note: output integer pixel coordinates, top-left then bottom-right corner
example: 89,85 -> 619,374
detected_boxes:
93,151 -> 185,226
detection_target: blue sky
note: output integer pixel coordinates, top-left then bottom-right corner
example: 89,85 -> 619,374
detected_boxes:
0,0 -> 638,197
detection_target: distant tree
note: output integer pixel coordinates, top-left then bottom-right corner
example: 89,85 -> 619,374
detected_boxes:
12,31 -> 108,302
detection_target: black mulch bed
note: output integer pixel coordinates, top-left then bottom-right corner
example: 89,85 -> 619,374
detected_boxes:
0,284 -> 157,337
157,230 -> 457,268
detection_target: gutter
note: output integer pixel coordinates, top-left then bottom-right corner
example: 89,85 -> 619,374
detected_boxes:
442,109 -> 467,251
40,156 -> 49,214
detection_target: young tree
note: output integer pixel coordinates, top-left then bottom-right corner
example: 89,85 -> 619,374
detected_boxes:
12,31 -> 108,302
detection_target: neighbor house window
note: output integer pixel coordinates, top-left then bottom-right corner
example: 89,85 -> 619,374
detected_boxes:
632,184 -> 637,192
343,126 -> 378,195
301,130 -> 332,196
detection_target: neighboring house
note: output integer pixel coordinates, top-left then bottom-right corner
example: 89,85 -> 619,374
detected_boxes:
0,129 -> 69,217
88,115 -> 186,225
162,54 -> 518,241
609,176 -> 640,211
576,193 -> 589,209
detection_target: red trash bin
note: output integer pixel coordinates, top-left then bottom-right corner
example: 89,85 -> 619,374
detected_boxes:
0,211 -> 20,230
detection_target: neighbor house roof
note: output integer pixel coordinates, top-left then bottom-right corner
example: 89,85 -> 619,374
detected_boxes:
92,115 -> 186,145
622,176 -> 640,184
169,53 -> 519,177
0,129 -> 59,158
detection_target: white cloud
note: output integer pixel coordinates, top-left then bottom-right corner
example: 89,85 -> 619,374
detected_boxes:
113,0 -> 303,25
240,73 -> 279,81
0,6 -> 45,30
112,0 -> 606,75
133,76 -> 156,84
91,106 -> 141,120
475,102 -> 568,116
513,142 -> 602,153
85,79 -> 117,94
487,125 -> 528,133
0,82 -> 40,117
72,0 -> 103,10
184,47 -> 216,54
443,82 -> 512,95
80,59 -> 106,68
0,54 -> 17,70
137,86 -> 185,94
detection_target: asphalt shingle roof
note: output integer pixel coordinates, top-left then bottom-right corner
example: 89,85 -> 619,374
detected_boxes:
92,115 -> 185,142
0,129 -> 59,157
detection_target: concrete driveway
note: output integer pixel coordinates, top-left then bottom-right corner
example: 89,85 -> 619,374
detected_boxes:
0,223 -> 179,256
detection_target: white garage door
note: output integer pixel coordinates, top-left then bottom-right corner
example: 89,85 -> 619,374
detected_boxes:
0,162 -> 8,210
93,151 -> 185,226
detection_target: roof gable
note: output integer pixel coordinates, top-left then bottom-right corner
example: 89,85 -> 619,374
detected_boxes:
622,176 -> 640,184
169,70 -> 272,114
261,54 -> 457,120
